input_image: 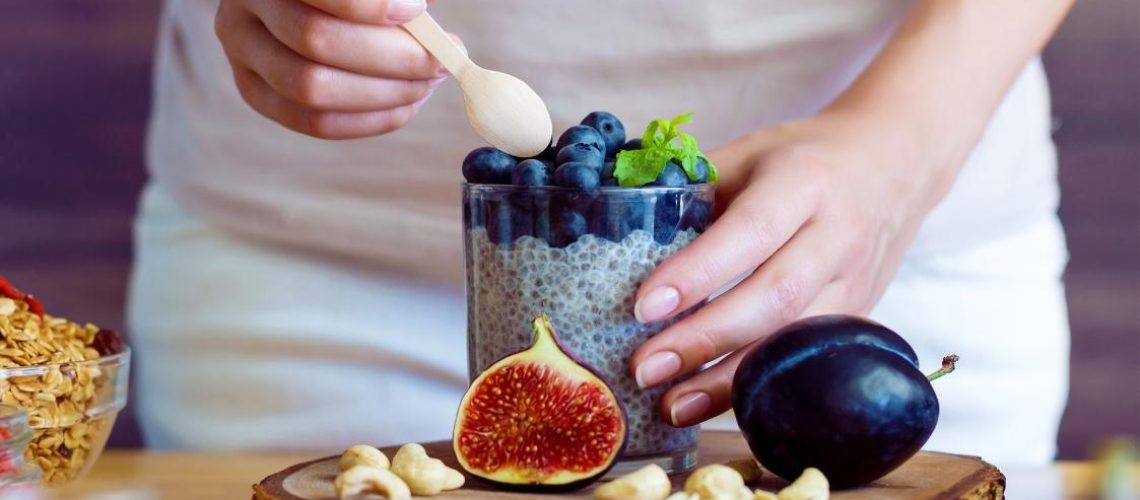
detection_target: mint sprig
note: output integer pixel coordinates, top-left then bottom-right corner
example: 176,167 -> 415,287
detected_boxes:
613,113 -> 719,187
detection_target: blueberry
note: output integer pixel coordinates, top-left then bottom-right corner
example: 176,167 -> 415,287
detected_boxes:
512,159 -> 553,186
620,138 -> 643,152
581,111 -> 626,158
590,195 -> 651,242
462,147 -> 516,184
601,161 -> 618,186
555,125 -> 605,155
533,194 -> 553,243
553,162 -> 601,190
556,143 -> 605,169
485,199 -> 514,245
691,157 -> 710,184
653,160 -> 688,187
654,193 -> 681,244
509,194 -> 535,240
679,198 -> 712,233
553,208 -> 588,247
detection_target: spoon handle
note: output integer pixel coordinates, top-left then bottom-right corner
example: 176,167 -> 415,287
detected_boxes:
403,12 -> 473,77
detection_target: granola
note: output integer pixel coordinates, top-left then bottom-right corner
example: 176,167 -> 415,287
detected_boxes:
0,290 -> 124,484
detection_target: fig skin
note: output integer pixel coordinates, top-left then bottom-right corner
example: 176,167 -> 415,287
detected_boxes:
731,315 -> 939,489
453,314 -> 628,492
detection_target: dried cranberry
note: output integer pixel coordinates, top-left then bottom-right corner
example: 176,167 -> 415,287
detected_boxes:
92,329 -> 125,356
0,276 -> 44,317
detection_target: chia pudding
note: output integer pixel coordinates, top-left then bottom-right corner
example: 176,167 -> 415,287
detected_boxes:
464,183 -> 714,471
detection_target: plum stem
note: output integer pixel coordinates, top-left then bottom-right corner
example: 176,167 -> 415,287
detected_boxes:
926,354 -> 959,382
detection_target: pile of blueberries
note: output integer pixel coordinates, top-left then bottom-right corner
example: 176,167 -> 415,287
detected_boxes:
463,112 -> 713,247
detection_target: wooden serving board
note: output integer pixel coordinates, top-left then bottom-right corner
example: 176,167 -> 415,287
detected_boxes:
253,431 -> 1004,499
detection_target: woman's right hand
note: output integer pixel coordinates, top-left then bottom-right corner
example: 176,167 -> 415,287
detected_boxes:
215,0 -> 453,139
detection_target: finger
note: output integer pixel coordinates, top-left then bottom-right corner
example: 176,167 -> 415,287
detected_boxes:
633,161 -> 823,325
631,222 -> 846,389
226,12 -> 436,112
298,0 -> 426,26
657,347 -> 752,427
798,280 -> 863,318
251,0 -> 443,79
233,68 -> 420,139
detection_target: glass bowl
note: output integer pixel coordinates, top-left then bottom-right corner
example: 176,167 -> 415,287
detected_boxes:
0,349 -> 129,485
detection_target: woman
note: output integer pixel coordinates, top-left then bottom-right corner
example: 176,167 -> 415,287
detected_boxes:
132,0 -> 1073,467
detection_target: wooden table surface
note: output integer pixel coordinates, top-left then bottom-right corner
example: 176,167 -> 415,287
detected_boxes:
38,445 -> 1138,500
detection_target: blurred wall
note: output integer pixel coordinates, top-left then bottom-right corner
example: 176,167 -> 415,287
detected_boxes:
0,1 -> 1137,457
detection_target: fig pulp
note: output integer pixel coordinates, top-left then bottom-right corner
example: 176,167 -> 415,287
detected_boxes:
453,314 -> 627,491
731,315 -> 940,489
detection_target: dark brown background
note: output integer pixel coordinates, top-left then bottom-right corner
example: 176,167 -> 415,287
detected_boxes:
0,1 -> 1136,457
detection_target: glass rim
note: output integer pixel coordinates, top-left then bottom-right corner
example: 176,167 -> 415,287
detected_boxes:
0,347 -> 130,377
462,182 -> 716,195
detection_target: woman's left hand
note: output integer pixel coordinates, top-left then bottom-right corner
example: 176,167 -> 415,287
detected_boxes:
629,109 -> 956,427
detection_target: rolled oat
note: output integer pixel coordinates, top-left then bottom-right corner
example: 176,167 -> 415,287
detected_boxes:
0,290 -> 122,484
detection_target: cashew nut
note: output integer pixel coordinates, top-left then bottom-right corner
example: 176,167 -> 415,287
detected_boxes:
722,458 -> 763,484
684,464 -> 750,500
334,465 -> 411,500
776,468 -> 829,500
594,464 -> 672,500
443,467 -> 466,490
390,443 -> 466,495
665,493 -> 699,500
338,444 -> 390,471
752,489 -> 778,500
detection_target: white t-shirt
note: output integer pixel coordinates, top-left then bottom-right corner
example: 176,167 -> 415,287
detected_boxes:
147,0 -> 1059,284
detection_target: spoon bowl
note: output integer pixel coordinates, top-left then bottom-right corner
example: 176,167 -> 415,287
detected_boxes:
459,70 -> 552,158
404,13 -> 552,157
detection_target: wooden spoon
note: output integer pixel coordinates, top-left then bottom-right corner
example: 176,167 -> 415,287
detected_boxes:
403,12 -> 553,158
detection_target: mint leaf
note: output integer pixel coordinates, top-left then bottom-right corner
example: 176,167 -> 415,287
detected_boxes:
615,149 -> 666,187
676,132 -> 700,179
667,113 -> 692,137
641,118 -> 669,149
615,112 -> 719,187
701,154 -> 720,183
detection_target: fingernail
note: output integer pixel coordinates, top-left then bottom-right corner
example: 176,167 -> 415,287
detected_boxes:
634,286 -> 679,323
670,392 -> 711,427
635,351 -> 681,389
386,0 -> 426,23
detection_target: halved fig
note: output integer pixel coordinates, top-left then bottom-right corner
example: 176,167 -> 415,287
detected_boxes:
453,314 -> 627,491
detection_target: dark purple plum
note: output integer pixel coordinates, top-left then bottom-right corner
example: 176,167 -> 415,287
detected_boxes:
732,315 -> 941,489
581,111 -> 626,158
